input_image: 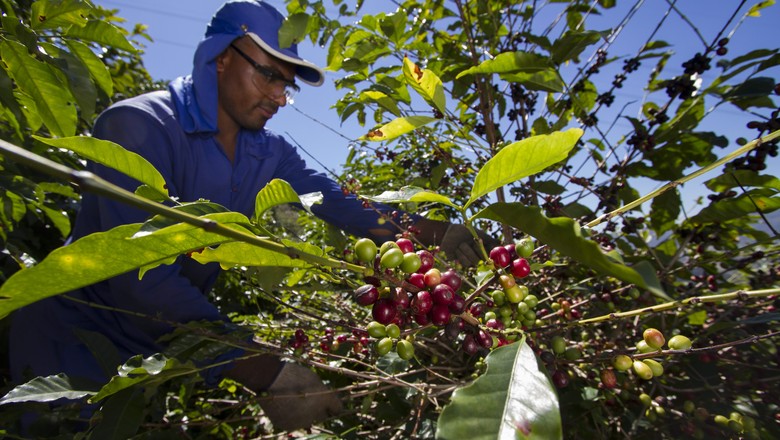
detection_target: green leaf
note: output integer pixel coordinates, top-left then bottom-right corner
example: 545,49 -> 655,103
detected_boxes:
363,185 -> 458,209
689,190 -> 780,224
403,57 -> 446,115
135,203 -> 238,236
65,39 -> 113,96
467,129 -> 582,208
502,69 -> 564,93
191,238 -> 322,270
436,340 -> 562,440
0,40 -> 77,137
0,374 -> 97,404
550,30 -> 604,65
89,388 -> 145,440
0,219 -> 248,318
91,354 -> 195,403
31,0 -> 89,30
40,41 -> 97,117
475,203 -> 669,300
457,51 -> 551,79
64,19 -> 137,53
279,12 -> 310,48
705,170 -> 780,192
359,116 -> 438,142
359,90 -> 401,116
39,204 -> 71,237
649,188 -> 680,235
253,178 -> 318,222
33,135 -> 169,199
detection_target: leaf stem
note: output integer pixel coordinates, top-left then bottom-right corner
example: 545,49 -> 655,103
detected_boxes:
585,129 -> 780,228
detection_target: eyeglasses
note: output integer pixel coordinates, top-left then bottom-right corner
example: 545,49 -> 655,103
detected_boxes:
229,44 -> 300,104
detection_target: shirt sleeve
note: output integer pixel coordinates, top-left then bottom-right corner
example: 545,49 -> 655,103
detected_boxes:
269,137 -> 418,243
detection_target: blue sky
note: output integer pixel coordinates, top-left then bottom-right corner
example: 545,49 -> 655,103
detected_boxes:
93,0 -> 779,216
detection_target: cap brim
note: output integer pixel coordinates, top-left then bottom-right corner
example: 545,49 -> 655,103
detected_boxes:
246,32 -> 325,87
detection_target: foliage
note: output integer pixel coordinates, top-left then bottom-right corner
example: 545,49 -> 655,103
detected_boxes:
1,0 -> 780,439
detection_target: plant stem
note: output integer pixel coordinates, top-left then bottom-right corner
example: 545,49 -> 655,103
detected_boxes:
573,287 -> 779,326
585,129 -> 780,228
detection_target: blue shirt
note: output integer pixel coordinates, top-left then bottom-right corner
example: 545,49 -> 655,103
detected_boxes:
9,88 -> 400,386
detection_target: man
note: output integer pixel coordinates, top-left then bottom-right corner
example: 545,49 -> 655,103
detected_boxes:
9,0 -> 491,432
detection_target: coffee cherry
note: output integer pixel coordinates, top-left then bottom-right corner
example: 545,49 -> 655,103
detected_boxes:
511,258 -> 531,278
612,354 -> 633,371
462,334 -> 479,355
413,312 -> 430,326
523,294 -> 539,309
516,238 -> 534,258
444,318 -> 463,340
499,274 -> 516,289
411,290 -> 433,315
393,288 -> 411,309
635,340 -> 656,354
432,284 -> 455,305
639,393 -> 652,406
430,303 -> 451,326
424,268 -> 442,287
449,294 -> 466,314
375,337 -> 393,356
407,272 -> 425,289
380,247 -> 405,269
668,334 -> 692,350
642,359 -> 664,377
379,240 -> 400,256
396,238 -> 415,253
551,336 -> 566,355
504,284 -> 527,303
400,252 -> 422,273
416,250 -> 434,273
643,328 -> 666,350
396,339 -> 415,360
372,298 -> 397,325
564,347 -> 582,361
489,246 -> 511,268
366,321 -> 387,338
386,323 -> 401,339
476,329 -> 494,348
504,243 -> 518,259
552,370 -> 570,388
440,269 -> 462,292
354,284 -> 379,306
491,290 -> 506,306
633,360 -> 654,380
354,238 -> 378,263
600,369 -> 618,389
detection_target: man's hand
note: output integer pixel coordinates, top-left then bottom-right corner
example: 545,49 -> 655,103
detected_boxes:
258,362 -> 343,431
414,219 -> 499,267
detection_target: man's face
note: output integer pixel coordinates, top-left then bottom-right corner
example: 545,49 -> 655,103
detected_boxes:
216,37 -> 297,131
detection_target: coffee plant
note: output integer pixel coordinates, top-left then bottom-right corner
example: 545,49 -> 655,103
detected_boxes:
1,0 -> 779,439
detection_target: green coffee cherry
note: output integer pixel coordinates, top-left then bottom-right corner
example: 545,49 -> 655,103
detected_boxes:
366,321 -> 387,338
633,360 -> 654,380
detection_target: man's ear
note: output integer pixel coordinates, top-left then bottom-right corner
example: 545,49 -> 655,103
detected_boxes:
216,50 -> 229,74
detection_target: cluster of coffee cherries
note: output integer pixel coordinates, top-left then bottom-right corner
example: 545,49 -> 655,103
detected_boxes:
350,235 -> 543,359
611,328 -> 692,381
453,239 -> 540,356
351,237 -> 467,360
